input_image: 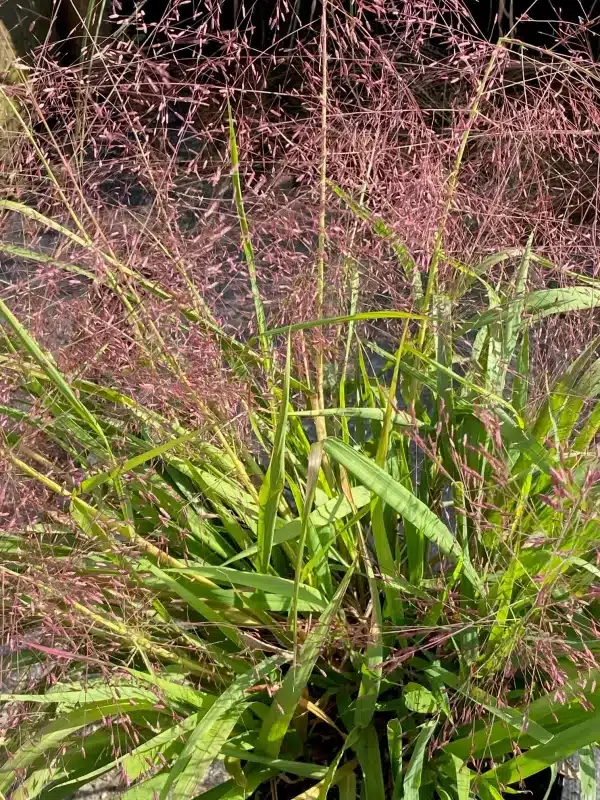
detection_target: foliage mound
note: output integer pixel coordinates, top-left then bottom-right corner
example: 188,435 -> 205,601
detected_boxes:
2,2 -> 600,798
3,208 -> 600,798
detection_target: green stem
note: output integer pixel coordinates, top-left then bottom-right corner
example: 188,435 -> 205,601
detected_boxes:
315,0 -> 329,420
417,43 -> 501,352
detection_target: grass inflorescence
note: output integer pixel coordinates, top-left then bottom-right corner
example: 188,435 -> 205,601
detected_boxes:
2,1 -> 600,798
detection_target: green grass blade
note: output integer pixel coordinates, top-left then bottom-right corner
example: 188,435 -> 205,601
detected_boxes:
461,286 -> 600,338
227,101 -> 270,367
529,336 -> 600,446
450,247 -> 537,302
121,774 -> 173,799
169,566 -> 327,609
10,767 -> 66,800
502,233 -> 533,380
159,655 -> 288,800
579,746 -> 597,800
485,470 -> 533,656
290,407 -> 418,425
263,310 -> 425,340
128,668 -> 215,708
353,724 -> 385,800
258,339 -> 291,572
258,561 -> 355,757
0,298 -> 107,446
404,683 -> 439,714
1,685 -> 159,706
483,710 -> 600,788
291,441 -> 324,651
141,561 -> 246,646
315,734 -> 358,800
47,712 -> 205,789
0,700 -> 155,795
556,358 -> 600,444
451,754 -> 472,800
574,399 -> 600,451
387,719 -> 403,800
371,325 -> 409,622
221,486 -> 371,566
221,747 -> 329,779
403,719 -> 438,800
0,242 -> 96,280
354,538 -> 383,729
290,761 -> 358,800
365,336 -> 519,420
424,662 -> 552,754
511,328 -> 530,415
485,234 -> 533,398
80,429 -> 203,492
323,439 -> 483,592
337,769 -> 357,800
0,199 -> 90,247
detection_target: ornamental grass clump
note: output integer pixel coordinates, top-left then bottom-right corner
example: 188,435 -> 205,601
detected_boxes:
2,1 -> 600,798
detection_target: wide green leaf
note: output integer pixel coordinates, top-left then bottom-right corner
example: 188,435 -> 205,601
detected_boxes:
483,710 -> 600,787
403,719 -> 437,800
159,655 -> 288,799
257,339 -> 290,571
222,486 -> 370,567
168,566 -> 328,609
461,286 -> 600,336
0,700 -> 156,795
404,682 -> 439,714
354,724 -> 385,800
258,562 -> 355,757
323,439 -> 483,592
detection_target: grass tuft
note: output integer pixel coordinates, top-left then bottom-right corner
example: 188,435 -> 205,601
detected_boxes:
2,2 -> 600,798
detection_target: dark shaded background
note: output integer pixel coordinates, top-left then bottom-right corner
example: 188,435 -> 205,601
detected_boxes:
115,0 -> 600,53
2,0 -> 600,63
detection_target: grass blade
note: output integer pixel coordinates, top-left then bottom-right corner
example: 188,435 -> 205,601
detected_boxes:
291,441 -> 325,652
289,761 -> 358,800
258,339 -> 291,572
227,100 -> 270,368
263,310 -> 425,340
387,719 -> 403,800
323,439 -> 483,592
403,719 -> 438,800
512,328 -> 530,414
580,746 -> 597,800
353,541 -> 383,729
290,407 -> 418,425
354,724 -> 385,800
371,324 -> 409,622
0,700 -> 155,795
159,655 -> 288,800
337,769 -> 357,800
222,486 -> 371,566
0,298 -> 107,446
258,561 -> 355,757
483,710 -> 600,788
461,286 -> 600,337
169,566 -> 327,609
503,233 -> 533,380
